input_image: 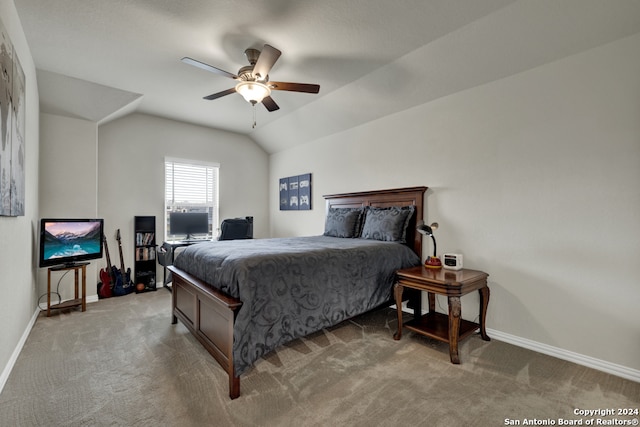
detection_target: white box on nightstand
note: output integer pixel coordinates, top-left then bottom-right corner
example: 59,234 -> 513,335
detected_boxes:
442,253 -> 463,270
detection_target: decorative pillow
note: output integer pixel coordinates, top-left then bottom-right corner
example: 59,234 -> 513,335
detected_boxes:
323,207 -> 364,238
360,205 -> 415,243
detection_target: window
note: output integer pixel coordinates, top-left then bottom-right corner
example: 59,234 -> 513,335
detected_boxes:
165,158 -> 219,239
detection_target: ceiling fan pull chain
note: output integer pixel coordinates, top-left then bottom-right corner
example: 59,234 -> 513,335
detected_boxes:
252,104 -> 257,128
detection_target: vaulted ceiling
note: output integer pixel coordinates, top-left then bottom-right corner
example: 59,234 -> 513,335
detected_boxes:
14,0 -> 640,153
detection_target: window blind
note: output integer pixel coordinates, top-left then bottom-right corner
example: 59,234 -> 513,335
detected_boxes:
165,158 -> 219,237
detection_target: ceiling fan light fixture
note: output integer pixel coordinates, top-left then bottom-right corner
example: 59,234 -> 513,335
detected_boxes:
235,81 -> 271,104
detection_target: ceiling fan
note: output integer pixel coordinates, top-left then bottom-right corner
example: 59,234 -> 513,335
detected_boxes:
182,44 -> 320,112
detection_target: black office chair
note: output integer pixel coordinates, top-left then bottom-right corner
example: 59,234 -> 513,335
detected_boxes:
157,242 -> 175,287
218,216 -> 253,240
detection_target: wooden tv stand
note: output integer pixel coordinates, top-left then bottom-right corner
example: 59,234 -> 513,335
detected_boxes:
47,263 -> 87,317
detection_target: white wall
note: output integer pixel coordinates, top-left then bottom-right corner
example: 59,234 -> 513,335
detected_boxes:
98,113 -> 269,283
38,113 -> 98,300
270,34 -> 640,373
0,0 -> 40,387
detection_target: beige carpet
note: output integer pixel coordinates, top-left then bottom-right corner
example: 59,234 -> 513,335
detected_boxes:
0,290 -> 638,426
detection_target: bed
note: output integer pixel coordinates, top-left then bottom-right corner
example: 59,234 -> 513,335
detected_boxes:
169,186 -> 427,398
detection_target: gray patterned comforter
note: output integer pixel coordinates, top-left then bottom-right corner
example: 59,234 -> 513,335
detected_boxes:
173,235 -> 421,375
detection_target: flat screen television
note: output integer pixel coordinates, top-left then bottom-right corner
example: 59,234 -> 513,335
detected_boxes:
169,212 -> 209,240
39,218 -> 104,268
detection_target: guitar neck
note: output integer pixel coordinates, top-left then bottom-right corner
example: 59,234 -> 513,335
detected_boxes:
119,249 -> 125,271
103,234 -> 113,271
116,229 -> 126,272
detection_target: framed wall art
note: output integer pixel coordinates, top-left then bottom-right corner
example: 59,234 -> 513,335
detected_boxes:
279,173 -> 311,211
0,17 -> 26,216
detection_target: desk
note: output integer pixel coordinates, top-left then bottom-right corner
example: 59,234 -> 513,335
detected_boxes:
393,266 -> 490,364
159,240 -> 205,290
47,263 -> 87,317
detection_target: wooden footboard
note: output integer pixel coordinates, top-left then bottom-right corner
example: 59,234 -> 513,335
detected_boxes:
168,265 -> 243,399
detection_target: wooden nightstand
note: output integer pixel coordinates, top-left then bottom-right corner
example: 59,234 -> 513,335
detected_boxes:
393,266 -> 490,364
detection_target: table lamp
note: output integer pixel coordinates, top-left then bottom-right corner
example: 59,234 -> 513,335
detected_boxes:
417,222 -> 442,269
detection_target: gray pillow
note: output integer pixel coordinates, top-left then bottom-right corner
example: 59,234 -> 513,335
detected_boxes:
323,207 -> 364,238
360,206 -> 415,243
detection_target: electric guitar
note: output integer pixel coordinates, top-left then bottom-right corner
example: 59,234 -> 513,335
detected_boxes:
114,229 -> 133,296
98,234 -> 114,298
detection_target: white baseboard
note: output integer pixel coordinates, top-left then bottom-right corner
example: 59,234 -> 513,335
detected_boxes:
398,305 -> 639,383
487,328 -> 640,383
0,307 -> 40,394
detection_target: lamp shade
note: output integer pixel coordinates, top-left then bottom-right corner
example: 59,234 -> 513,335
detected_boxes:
416,223 -> 434,236
235,81 -> 271,104
416,222 -> 439,257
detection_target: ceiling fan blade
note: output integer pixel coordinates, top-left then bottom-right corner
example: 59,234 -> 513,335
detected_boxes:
269,81 -> 320,94
252,44 -> 281,80
262,96 -> 280,112
203,87 -> 237,100
181,57 -> 237,80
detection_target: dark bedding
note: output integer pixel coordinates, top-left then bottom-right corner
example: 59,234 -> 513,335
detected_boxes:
173,235 -> 421,375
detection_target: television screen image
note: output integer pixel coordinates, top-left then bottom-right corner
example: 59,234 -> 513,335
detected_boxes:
39,219 -> 104,268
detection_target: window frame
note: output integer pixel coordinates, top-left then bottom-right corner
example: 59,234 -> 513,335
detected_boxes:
164,157 -> 220,240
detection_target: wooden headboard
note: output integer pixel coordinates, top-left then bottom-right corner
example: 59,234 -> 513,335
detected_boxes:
323,186 -> 428,257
